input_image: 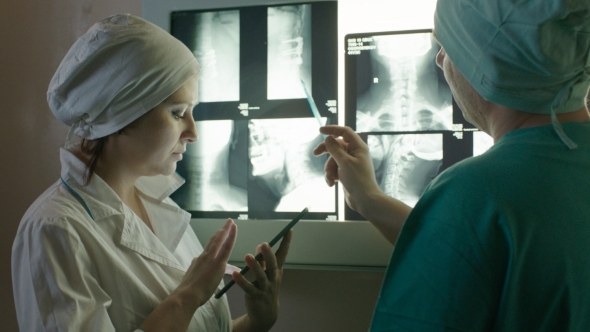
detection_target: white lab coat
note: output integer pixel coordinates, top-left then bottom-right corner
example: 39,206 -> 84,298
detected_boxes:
12,148 -> 232,331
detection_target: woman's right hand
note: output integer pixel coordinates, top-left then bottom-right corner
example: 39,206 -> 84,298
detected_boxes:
174,218 -> 238,309
140,219 -> 237,332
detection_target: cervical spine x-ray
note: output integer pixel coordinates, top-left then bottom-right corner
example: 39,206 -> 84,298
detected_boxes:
345,30 -> 490,217
172,118 -> 334,219
353,32 -> 452,132
368,133 -> 442,207
248,118 -> 334,213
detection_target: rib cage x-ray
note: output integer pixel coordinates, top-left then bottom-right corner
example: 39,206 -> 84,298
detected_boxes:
267,5 -> 312,100
191,10 -> 240,102
248,118 -> 335,212
356,33 -> 452,132
369,133 -> 443,206
172,120 -> 247,212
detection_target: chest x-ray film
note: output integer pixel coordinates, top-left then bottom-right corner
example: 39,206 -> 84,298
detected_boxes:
170,2 -> 338,221
345,29 -> 492,219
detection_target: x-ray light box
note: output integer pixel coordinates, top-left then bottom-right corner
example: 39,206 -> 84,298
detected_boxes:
141,0 -> 492,269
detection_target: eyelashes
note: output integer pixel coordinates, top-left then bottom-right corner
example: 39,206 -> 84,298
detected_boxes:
172,110 -> 186,120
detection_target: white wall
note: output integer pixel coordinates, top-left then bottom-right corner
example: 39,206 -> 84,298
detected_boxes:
0,1 -> 389,331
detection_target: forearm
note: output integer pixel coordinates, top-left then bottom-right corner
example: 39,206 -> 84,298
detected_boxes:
232,315 -> 250,332
139,291 -> 200,332
233,314 -> 273,332
356,190 -> 412,245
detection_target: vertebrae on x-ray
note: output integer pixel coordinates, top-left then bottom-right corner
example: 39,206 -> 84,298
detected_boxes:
279,36 -> 304,65
194,13 -> 218,100
355,56 -> 419,132
381,57 -> 418,131
379,135 -> 414,200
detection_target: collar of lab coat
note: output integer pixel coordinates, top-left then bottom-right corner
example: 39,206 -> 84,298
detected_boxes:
59,147 -> 192,259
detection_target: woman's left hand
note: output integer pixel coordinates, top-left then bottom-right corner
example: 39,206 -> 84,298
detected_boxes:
232,230 -> 293,332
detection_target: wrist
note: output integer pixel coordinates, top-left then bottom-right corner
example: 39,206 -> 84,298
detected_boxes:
138,289 -> 202,332
233,314 -> 274,332
170,287 -> 204,316
355,189 -> 411,244
355,188 -> 386,219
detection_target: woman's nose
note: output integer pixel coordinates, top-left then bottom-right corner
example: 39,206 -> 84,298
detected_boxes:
183,114 -> 198,143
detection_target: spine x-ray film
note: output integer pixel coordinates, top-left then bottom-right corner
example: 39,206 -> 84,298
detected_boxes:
170,2 -> 338,221
344,29 -> 493,220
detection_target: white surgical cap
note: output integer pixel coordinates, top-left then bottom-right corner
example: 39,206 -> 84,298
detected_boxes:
434,0 -> 590,115
47,14 -> 200,140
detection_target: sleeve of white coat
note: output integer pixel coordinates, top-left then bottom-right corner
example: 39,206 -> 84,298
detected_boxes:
12,217 -> 116,332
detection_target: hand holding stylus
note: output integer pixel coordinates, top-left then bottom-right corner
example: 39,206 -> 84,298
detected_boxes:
232,229 -> 293,331
216,207 -> 305,330
215,207 -> 307,298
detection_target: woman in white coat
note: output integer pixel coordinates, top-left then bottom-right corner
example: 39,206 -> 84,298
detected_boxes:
11,14 -> 291,332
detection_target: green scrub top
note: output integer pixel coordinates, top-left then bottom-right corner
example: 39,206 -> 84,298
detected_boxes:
370,122 -> 590,331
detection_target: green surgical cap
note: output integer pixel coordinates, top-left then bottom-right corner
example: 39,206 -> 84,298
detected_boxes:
435,0 -> 590,115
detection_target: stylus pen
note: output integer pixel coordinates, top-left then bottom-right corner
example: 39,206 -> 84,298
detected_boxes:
301,80 -> 327,139
214,207 -> 309,299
